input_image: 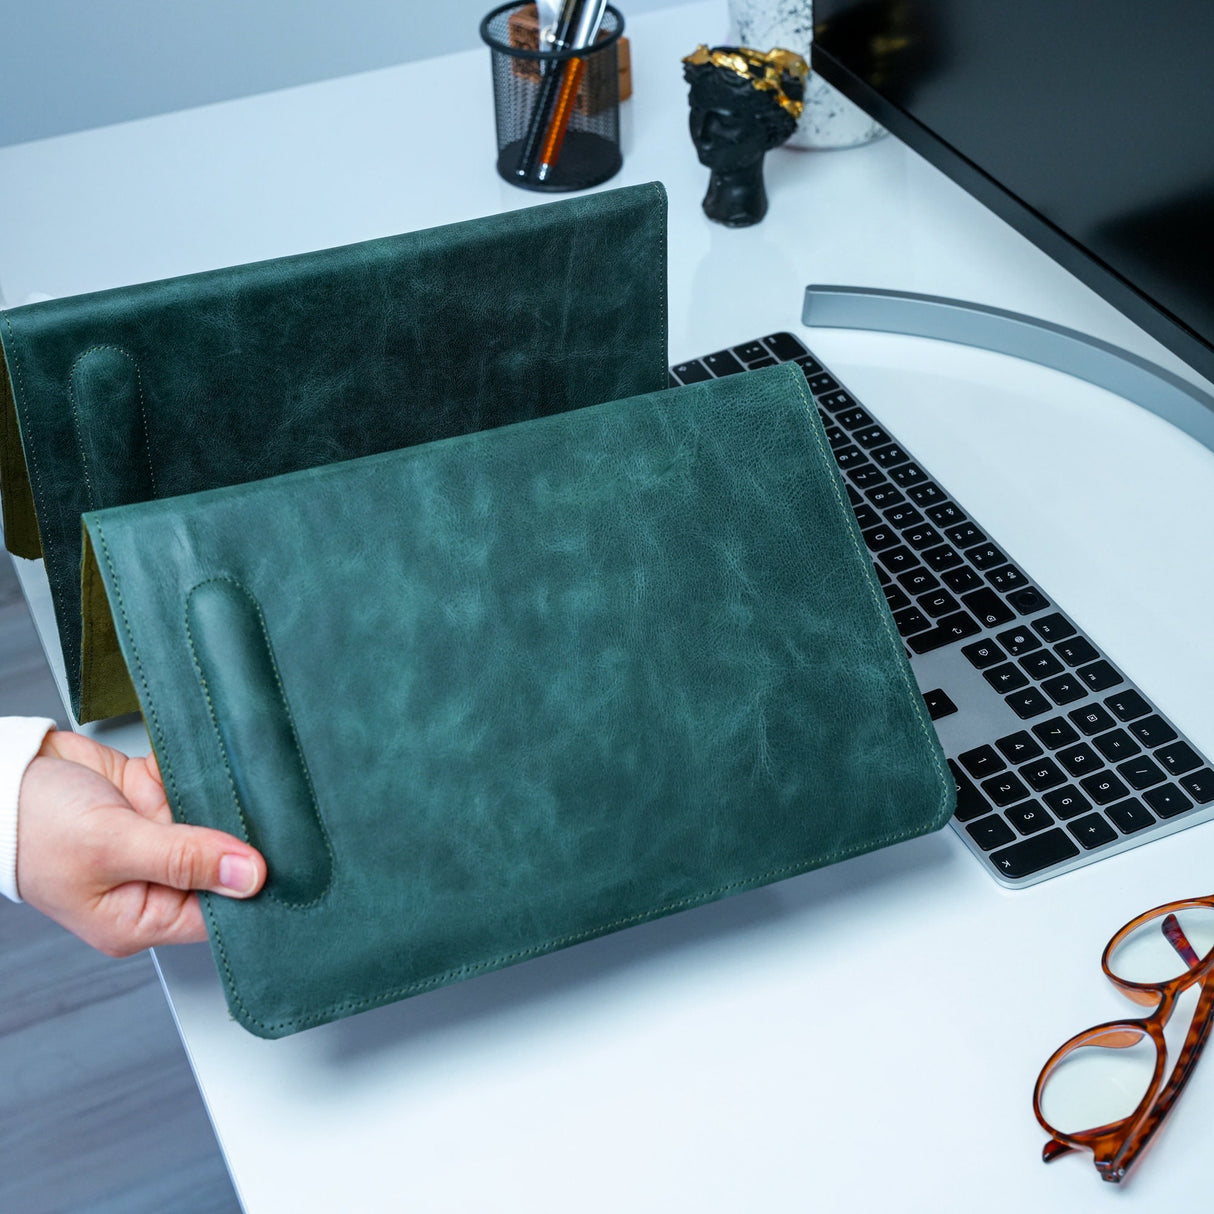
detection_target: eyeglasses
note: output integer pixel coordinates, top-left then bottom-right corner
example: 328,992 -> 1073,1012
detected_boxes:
1034,896 -> 1214,1183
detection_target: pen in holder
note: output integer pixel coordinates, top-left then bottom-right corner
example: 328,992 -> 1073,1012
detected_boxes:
481,2 -> 624,191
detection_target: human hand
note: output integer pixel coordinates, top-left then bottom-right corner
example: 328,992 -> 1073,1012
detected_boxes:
17,730 -> 266,956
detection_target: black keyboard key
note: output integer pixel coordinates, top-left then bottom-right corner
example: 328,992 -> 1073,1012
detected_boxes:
885,504 -> 923,529
997,731 -> 1043,763
1042,673 -> 1087,705
866,483 -> 905,510
922,544 -> 963,572
907,610 -> 981,653
987,565 -> 1030,592
1144,785 -> 1193,817
1127,714 -> 1178,747
1007,800 -> 1053,835
1054,637 -> 1099,666
1006,688 -> 1052,719
959,745 -> 1006,779
819,389 -> 858,413
881,546 -> 918,575
1080,771 -> 1131,805
1020,651 -> 1065,679
962,639 -> 1004,669
1058,743 -> 1101,778
1070,704 -> 1116,735
918,589 -> 959,618
852,503 -> 881,530
1044,785 -> 1091,819
996,626 -> 1041,656
806,371 -> 839,394
961,588 -> 1015,628
872,442 -> 912,468
834,445 -> 867,471
1105,690 -> 1152,721
704,349 -> 747,376
733,341 -> 769,363
949,760 -> 990,822
862,524 -> 900,551
923,688 -> 958,720
927,502 -> 966,527
1092,729 -> 1140,762
941,566 -> 983,593
1069,813 -> 1117,849
990,829 -> 1079,878
906,481 -> 947,507
1107,798 -> 1155,834
672,359 -> 713,384
883,584 -> 911,612
984,663 -> 1029,693
946,523 -> 986,547
847,463 -> 887,489
968,544 -> 1007,570
1077,660 -> 1123,693
854,424 -> 892,449
1180,769 -> 1214,804
1022,758 -> 1067,792
1033,717 -> 1081,749
903,524 -> 943,551
982,772 -> 1031,807
763,332 -> 808,361
894,607 -> 931,637
968,815 -> 1016,851
1116,756 -> 1167,790
847,485 -> 864,508
897,567 -> 940,595
833,405 -> 871,429
826,424 -> 850,449
1008,586 -> 1050,614
1157,741 -> 1203,775
1033,613 -> 1077,641
890,462 -> 929,487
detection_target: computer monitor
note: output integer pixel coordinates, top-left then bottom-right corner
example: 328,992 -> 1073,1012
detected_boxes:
811,0 -> 1214,384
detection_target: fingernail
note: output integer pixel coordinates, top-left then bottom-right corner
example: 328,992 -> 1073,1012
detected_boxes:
218,854 -> 258,896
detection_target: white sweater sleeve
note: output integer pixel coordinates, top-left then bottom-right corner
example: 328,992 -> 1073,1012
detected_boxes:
0,716 -> 57,902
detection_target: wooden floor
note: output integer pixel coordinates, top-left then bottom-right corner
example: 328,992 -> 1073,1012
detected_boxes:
0,552 -> 241,1213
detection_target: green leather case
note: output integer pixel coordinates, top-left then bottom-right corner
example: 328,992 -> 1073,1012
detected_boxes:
0,182 -> 668,722
82,363 -> 952,1038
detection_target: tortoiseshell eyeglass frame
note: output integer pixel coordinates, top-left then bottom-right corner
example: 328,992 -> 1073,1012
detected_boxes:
1033,896 -> 1214,1183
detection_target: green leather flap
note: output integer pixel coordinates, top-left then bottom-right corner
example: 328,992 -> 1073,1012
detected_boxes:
1,182 -> 669,722
83,364 -> 953,1038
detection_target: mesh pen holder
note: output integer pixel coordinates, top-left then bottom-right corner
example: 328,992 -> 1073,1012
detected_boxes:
481,2 -> 624,192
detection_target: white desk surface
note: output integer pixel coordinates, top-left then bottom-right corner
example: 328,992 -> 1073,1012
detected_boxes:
5,3 -> 1214,1209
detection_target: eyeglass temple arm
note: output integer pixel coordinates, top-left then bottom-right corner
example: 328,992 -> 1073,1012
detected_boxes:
1162,913 -> 1202,969
1105,976 -> 1214,1181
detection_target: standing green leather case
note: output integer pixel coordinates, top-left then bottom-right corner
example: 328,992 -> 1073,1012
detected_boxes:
0,182 -> 668,722
82,363 -> 952,1038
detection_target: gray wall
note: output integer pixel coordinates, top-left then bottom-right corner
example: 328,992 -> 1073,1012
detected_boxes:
0,0 -> 681,148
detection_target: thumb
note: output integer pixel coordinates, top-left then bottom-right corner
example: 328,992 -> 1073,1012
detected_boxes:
104,812 -> 267,898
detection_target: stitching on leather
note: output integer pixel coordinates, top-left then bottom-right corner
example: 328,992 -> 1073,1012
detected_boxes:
1,312 -> 65,634
653,181 -> 668,389
183,575 -> 335,909
89,520 -> 252,1024
68,345 -> 158,509
786,367 -> 953,825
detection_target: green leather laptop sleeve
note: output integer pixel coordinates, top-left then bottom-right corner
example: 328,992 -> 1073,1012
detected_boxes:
0,182 -> 668,722
82,363 -> 953,1038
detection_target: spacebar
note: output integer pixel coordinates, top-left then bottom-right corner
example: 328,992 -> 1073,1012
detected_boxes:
989,829 -> 1079,879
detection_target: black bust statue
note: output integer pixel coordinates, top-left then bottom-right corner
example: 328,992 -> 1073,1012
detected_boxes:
683,46 -> 808,227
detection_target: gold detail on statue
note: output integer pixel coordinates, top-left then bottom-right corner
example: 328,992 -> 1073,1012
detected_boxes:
682,45 -> 809,119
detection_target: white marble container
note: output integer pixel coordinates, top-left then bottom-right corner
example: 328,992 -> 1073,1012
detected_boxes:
728,0 -> 886,148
